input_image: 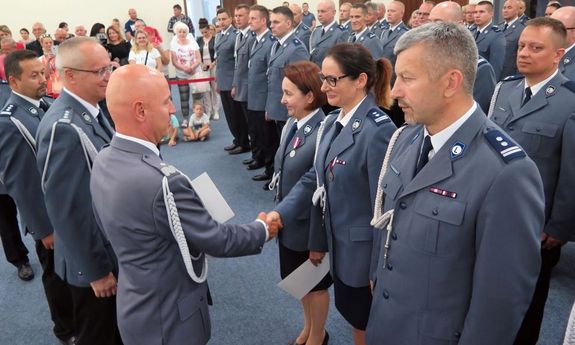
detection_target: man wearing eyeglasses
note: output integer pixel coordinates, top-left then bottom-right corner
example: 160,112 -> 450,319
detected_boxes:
35,37 -> 122,345
26,22 -> 46,57
552,6 -> 575,80
416,0 -> 435,26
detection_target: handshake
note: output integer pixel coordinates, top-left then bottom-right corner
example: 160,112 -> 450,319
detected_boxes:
257,211 -> 284,240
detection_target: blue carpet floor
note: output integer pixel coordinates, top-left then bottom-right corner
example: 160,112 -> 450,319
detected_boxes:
0,91 -> 574,344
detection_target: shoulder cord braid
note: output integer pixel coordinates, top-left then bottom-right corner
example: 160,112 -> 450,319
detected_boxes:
268,117 -> 296,194
311,118 -> 328,214
9,117 -> 37,153
161,172 -> 208,284
487,81 -> 503,119
41,121 -> 98,193
370,125 -> 407,266
564,300 -> 575,345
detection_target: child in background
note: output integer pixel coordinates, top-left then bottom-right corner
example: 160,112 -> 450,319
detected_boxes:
162,114 -> 180,146
183,102 -> 211,141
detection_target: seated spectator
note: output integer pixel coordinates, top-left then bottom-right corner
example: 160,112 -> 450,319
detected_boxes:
26,22 -> 45,56
128,30 -> 161,71
183,102 -> 211,141
0,38 -> 18,80
37,34 -> 61,96
111,18 -> 123,35
106,26 -> 131,66
53,28 -> 67,44
74,25 -> 87,37
58,22 -> 74,39
0,26 -> 23,50
161,114 -> 181,146
19,28 -> 33,44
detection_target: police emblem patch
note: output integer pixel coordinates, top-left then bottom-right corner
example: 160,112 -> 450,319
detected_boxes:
545,85 -> 556,96
450,141 -> 466,159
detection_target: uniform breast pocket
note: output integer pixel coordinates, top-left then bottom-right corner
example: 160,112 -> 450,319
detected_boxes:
520,121 -> 558,155
408,193 -> 466,256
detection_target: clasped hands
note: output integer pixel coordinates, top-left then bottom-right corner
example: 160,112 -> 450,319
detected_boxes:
256,211 -> 283,240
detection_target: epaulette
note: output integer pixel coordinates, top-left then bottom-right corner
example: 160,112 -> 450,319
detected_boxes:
485,129 -> 525,163
57,107 -> 74,124
368,32 -> 377,39
478,56 -> 488,67
0,103 -> 16,116
564,81 -> 575,93
491,25 -> 501,32
367,107 -> 391,126
159,162 -> 178,177
337,25 -> 345,31
302,23 -> 310,31
502,74 -> 525,82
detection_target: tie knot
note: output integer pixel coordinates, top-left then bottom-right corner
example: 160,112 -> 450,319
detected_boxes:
415,135 -> 433,175
39,99 -> 49,112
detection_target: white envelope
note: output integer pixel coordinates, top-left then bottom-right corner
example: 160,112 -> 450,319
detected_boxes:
190,172 -> 235,223
278,254 -> 331,300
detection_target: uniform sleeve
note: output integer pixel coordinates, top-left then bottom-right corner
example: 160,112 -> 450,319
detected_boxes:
153,174 -> 267,257
544,114 -> 575,241
474,63 -> 496,114
0,122 -> 53,240
458,158 -> 544,344
288,43 -> 310,63
275,167 -> 317,231
37,123 -> 114,283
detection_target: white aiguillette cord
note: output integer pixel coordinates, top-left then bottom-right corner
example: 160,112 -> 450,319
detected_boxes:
162,172 -> 208,284
370,125 -> 406,265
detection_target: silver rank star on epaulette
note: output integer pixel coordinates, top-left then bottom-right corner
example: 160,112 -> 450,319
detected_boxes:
0,104 -> 15,115
485,129 -> 525,163
368,109 -> 390,126
160,163 -> 178,177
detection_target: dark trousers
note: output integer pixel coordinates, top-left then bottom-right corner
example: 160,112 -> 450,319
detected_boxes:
0,194 -> 29,267
248,109 -> 266,164
513,246 -> 561,345
68,285 -> 123,345
235,100 -> 251,151
35,240 -> 75,341
262,120 -> 283,177
220,91 -> 249,148
220,90 -> 239,146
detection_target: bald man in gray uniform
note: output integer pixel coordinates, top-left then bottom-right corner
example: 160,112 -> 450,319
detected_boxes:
552,6 -> 575,80
366,22 -> 544,345
90,64 -> 278,345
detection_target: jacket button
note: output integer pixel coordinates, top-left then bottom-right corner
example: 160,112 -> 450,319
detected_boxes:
383,183 -> 387,188
78,271 -> 83,276
454,331 -> 461,338
432,208 -> 439,216
391,232 -> 397,241
386,263 -> 393,271
507,125 -> 514,131
383,290 -> 390,299
399,202 -> 407,209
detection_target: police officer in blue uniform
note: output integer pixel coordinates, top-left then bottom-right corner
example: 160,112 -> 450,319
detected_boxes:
260,6 -> 310,183
474,1 -> 506,80
309,0 -> 349,66
366,22 -> 544,345
552,6 -> 575,80
269,44 -> 396,345
488,18 -> 575,345
380,1 -> 409,68
291,3 -> 312,51
348,4 -> 384,59
35,37 -> 121,345
500,0 -> 525,79
0,49 -> 75,345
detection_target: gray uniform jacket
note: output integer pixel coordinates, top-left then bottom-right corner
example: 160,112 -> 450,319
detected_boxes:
215,26 -> 238,91
90,136 -> 267,345
348,30 -> 383,60
309,23 -> 349,66
265,34 -> 310,121
500,20 -> 525,79
366,108 -> 544,345
273,109 -> 325,251
232,29 -> 252,102
380,22 -> 409,66
294,22 -> 311,52
0,81 -> 10,194
276,95 -> 396,287
475,24 -> 506,80
490,73 -> 575,241
35,90 -> 116,287
247,31 -> 274,112
474,57 -> 497,113
0,93 -> 53,240
560,47 -> 575,81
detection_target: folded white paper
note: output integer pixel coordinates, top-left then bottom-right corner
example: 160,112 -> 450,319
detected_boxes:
278,253 -> 331,300
191,172 -> 234,223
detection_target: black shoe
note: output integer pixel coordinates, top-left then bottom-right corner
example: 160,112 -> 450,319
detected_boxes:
247,162 -> 265,170
17,262 -> 34,281
242,158 -> 255,165
59,336 -> 76,345
252,173 -> 271,181
229,146 -> 250,155
224,144 -> 238,151
263,181 -> 271,191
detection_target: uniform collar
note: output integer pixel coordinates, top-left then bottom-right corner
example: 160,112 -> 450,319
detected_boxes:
353,27 -> 368,38
12,90 -> 40,108
322,21 -> 336,32
338,95 -> 367,127
256,29 -> 270,42
565,42 -> 575,55
423,102 -> 477,158
277,30 -> 295,45
115,132 -> 160,156
389,21 -> 403,31
296,108 -> 320,129
62,87 -> 100,119
525,69 -> 558,97
505,17 -> 519,26
478,21 -> 492,33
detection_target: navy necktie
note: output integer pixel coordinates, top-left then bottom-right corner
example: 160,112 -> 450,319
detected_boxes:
284,121 -> 298,152
503,23 -> 509,32
39,99 -> 49,112
522,87 -> 532,107
329,121 -> 344,147
415,135 -> 433,175
97,112 -> 113,139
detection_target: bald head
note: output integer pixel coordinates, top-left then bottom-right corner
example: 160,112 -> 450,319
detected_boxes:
289,3 -> 303,24
552,6 -> 575,46
430,1 -> 463,24
107,65 -> 175,143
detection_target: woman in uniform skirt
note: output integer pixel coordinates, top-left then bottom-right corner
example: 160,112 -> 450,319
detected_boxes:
270,61 -> 331,345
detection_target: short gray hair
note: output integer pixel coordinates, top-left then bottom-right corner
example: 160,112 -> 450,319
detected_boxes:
394,22 -> 477,94
173,21 -> 189,34
55,36 -> 99,72
365,1 -> 379,12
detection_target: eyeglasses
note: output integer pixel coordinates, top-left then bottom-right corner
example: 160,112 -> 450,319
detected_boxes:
319,73 -> 349,87
64,65 -> 113,78
39,34 -> 52,39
